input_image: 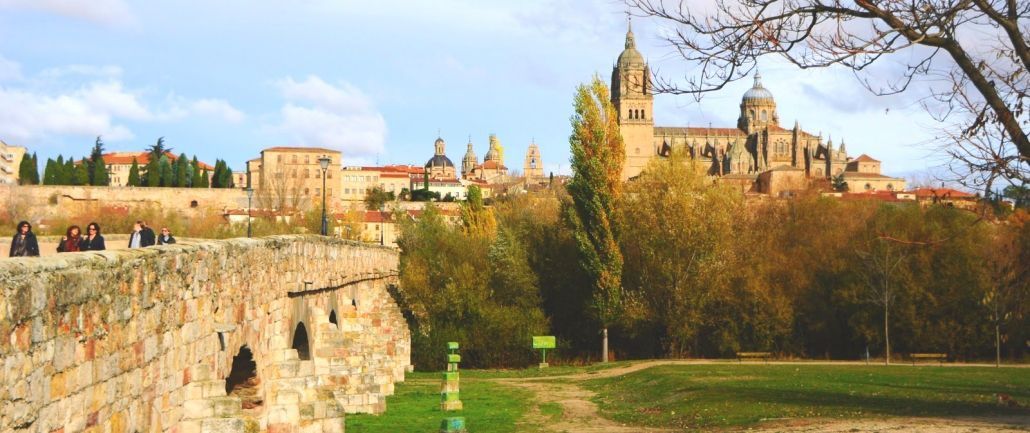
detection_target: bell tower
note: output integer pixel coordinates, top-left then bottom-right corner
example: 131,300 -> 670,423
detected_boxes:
611,20 -> 654,180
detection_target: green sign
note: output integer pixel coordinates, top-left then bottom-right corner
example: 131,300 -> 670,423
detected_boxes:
532,336 -> 556,349
447,341 -> 460,351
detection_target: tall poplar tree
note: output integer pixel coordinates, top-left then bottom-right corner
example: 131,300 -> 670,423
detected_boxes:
563,76 -> 625,363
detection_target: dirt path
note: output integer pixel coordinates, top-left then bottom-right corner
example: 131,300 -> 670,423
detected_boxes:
489,360 -> 1029,433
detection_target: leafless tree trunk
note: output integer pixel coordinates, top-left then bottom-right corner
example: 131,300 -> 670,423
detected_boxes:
257,167 -> 308,213
857,238 -> 908,365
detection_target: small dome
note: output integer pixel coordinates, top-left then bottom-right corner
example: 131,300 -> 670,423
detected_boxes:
425,154 -> 455,168
742,72 -> 774,101
617,25 -> 645,68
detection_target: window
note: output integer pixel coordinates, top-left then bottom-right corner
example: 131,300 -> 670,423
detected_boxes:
641,109 -> 645,120
760,110 -> 768,121
305,155 -> 310,164
291,155 -> 297,164
635,147 -> 640,155
887,183 -> 894,191
304,188 -> 309,195
316,188 -> 321,195
865,183 -> 872,191
327,170 -> 332,179
304,169 -> 309,179
277,155 -> 282,162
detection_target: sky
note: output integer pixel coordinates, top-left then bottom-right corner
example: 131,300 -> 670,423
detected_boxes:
0,0 -> 949,179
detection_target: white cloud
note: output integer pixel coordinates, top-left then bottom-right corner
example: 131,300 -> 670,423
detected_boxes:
0,0 -> 137,26
39,64 -> 124,80
0,54 -> 21,81
189,99 -> 246,124
0,61 -> 246,145
272,76 -> 387,158
0,86 -> 137,142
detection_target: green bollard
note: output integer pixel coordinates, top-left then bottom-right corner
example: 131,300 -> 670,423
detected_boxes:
440,417 -> 467,433
441,342 -> 463,411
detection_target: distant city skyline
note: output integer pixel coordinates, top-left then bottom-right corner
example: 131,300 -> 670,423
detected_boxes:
1,1 -> 944,179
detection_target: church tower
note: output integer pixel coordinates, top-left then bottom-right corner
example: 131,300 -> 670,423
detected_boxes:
524,141 -> 543,182
611,20 -> 654,181
737,72 -> 779,134
461,137 -> 477,178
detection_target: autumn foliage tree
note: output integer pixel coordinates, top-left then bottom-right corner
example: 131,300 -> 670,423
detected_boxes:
564,76 -> 625,362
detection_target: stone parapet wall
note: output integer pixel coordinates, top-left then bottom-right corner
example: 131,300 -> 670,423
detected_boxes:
0,236 -> 411,433
0,185 -> 248,225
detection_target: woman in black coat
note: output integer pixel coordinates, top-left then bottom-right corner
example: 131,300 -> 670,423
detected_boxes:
9,221 -> 40,257
80,222 -> 106,251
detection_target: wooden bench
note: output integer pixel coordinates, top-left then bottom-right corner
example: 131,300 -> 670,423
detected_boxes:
736,352 -> 772,363
910,353 -> 947,365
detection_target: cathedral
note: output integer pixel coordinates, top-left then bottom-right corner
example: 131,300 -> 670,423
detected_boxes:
611,23 -> 905,193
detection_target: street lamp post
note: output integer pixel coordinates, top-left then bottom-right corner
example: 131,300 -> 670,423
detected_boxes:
379,203 -> 385,245
318,156 -> 331,236
245,187 -> 254,238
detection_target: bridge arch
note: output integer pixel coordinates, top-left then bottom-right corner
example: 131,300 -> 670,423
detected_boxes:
0,235 -> 411,433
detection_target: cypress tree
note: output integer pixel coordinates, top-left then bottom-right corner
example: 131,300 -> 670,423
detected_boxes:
54,155 -> 66,184
190,156 -> 202,188
18,154 -> 37,185
159,155 -> 173,187
199,168 -> 210,187
145,156 -> 161,187
30,153 -> 40,184
43,158 -> 58,185
211,160 -> 226,188
219,161 -> 234,188
127,158 -> 141,187
174,153 -> 189,187
89,136 -> 110,186
72,157 -> 90,185
64,158 -> 76,185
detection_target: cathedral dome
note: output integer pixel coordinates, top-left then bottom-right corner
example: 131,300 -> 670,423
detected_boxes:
742,72 -> 774,101
425,154 -> 455,169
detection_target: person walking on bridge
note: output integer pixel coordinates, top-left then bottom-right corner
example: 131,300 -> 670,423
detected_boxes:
9,221 -> 40,257
157,227 -> 176,245
56,225 -> 82,253
81,222 -> 106,251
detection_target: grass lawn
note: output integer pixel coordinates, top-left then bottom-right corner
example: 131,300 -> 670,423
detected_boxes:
345,377 -> 540,433
583,364 -> 1030,429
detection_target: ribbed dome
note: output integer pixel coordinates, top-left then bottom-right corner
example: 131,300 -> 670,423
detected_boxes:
742,72 -> 774,101
425,154 -> 455,168
617,25 -> 645,67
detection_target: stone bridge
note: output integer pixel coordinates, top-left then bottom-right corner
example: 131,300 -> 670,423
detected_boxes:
0,236 -> 412,433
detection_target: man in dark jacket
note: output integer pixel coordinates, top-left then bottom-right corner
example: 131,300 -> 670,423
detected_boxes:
9,221 -> 40,257
140,221 -> 156,247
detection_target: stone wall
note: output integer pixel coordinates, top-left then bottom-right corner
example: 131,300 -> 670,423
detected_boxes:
0,185 -> 249,220
0,236 -> 411,433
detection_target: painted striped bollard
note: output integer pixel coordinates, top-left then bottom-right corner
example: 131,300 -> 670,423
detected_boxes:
441,342 -> 463,411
